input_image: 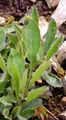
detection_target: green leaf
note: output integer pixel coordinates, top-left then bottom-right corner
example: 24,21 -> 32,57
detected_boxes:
1,48 -> 10,60
7,48 -> 24,77
0,27 -> 6,51
0,80 -> 7,93
31,6 -> 39,25
0,54 -> 6,72
20,108 -> 34,119
25,19 -> 40,69
46,36 -> 63,60
27,86 -> 48,102
0,94 -> 16,106
22,98 -> 42,110
18,115 -> 27,120
20,69 -> 28,92
7,33 -> 18,46
30,60 -> 51,87
0,103 -> 6,114
43,72 -> 63,87
14,23 -> 22,41
20,99 -> 42,119
5,23 -> 15,33
12,106 -> 21,118
44,19 -> 57,54
11,63 -> 20,100
0,74 -> 7,93
3,108 -> 9,119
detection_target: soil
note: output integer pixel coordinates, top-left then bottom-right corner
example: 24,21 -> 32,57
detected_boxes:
0,0 -> 55,21
0,0 -> 66,120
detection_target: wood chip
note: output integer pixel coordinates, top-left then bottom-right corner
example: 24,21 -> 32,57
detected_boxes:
61,97 -> 66,105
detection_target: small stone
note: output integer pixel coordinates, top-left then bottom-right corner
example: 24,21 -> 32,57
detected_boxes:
63,76 -> 66,95
45,0 -> 59,8
59,111 -> 66,120
36,79 -> 43,84
0,17 -> 6,26
57,41 -> 66,68
30,0 -> 36,2
52,0 -> 66,27
61,97 -> 66,105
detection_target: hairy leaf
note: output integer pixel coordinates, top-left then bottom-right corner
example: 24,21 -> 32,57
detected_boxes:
0,54 -> 6,72
0,94 -> 16,106
22,98 -> 42,110
30,60 -> 51,87
46,36 -> 63,60
0,27 -> 6,51
14,23 -> 22,41
20,108 -> 34,119
25,19 -> 40,69
27,86 -> 48,102
7,33 -> 18,46
3,108 -> 9,119
18,115 -> 27,120
31,6 -> 39,25
11,63 -> 20,100
44,19 -> 57,54
43,72 -> 63,87
12,106 -> 21,118
20,69 -> 28,92
7,48 -> 24,77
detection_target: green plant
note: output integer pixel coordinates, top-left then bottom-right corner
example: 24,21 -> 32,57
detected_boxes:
0,7 -> 63,120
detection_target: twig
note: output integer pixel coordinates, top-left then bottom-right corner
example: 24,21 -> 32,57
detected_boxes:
46,108 -> 59,120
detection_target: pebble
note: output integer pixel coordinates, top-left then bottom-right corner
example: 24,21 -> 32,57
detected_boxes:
52,0 -> 66,27
57,41 -> 66,67
39,16 -> 48,39
59,111 -> 66,120
63,76 -> 66,95
0,17 -> 6,26
61,97 -> 66,105
45,0 -> 59,8
30,0 -> 36,2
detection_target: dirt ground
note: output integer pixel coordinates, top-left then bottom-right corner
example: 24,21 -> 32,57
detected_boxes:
0,0 -> 55,20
